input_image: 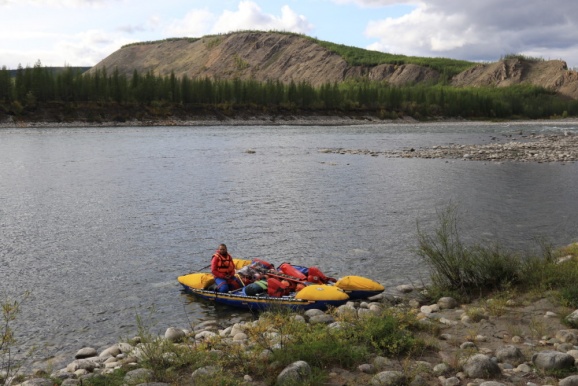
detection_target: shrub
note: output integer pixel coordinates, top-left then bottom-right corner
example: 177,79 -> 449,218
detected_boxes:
1,292 -> 30,386
416,206 -> 521,300
559,286 -> 578,308
253,310 -> 369,370
348,312 -> 424,357
519,249 -> 578,294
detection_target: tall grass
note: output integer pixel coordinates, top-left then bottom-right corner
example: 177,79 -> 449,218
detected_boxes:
1,292 -> 30,386
416,206 -> 578,304
416,207 -> 521,301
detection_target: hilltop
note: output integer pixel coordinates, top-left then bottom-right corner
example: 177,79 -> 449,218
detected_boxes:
89,31 -> 578,100
3,31 -> 578,126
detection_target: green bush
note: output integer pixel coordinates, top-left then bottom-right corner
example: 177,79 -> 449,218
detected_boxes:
560,286 -> 578,308
251,310 -> 369,371
270,322 -> 369,369
1,292 -> 30,386
416,207 -> 521,300
417,205 -> 578,306
346,312 -> 424,357
518,246 -> 578,296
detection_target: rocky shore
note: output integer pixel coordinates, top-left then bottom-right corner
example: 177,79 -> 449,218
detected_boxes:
10,287 -> 578,386
319,131 -> 578,163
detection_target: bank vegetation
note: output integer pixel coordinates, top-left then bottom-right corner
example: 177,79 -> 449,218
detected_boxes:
1,61 -> 578,125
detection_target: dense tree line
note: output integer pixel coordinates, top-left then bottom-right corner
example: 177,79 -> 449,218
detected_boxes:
1,62 -> 577,120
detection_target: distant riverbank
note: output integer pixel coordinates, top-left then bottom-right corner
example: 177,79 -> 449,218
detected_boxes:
2,113 -> 578,129
0,113 -> 399,128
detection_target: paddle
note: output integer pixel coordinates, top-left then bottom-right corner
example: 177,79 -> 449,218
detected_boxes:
183,263 -> 211,276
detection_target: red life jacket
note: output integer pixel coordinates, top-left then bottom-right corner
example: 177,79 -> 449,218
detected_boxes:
211,252 -> 235,279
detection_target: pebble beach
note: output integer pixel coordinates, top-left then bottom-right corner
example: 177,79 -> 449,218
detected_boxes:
320,131 -> 578,163
11,286 -> 578,386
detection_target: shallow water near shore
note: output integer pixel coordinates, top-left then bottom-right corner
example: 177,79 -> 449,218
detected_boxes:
1,121 -> 577,369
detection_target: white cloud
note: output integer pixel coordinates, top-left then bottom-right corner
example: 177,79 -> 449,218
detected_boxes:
0,28 -> 129,67
2,0 -> 578,70
210,1 -> 313,35
165,8 -> 216,37
331,0 -> 417,7
55,29 -> 130,66
165,1 -> 313,39
363,0 -> 578,66
165,1 -> 313,37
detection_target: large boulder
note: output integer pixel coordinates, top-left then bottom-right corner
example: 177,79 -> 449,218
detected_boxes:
532,350 -> 576,370
437,297 -> 458,309
495,345 -> 525,366
191,366 -> 220,383
370,370 -> 406,385
276,361 -> 311,386
124,368 -> 153,383
560,375 -> 578,386
462,354 -> 501,378
164,327 -> 186,342
566,310 -> 578,326
74,347 -> 97,359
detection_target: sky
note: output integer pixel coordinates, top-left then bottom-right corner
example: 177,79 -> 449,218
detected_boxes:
1,0 -> 578,70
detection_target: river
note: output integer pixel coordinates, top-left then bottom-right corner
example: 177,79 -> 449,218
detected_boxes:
1,121 -> 577,368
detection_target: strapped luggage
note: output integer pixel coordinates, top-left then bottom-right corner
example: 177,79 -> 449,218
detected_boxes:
243,280 -> 268,296
307,266 -> 337,284
278,262 -> 307,280
267,277 -> 290,297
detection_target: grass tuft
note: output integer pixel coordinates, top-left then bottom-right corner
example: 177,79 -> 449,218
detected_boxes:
416,205 -> 578,312
416,206 -> 521,301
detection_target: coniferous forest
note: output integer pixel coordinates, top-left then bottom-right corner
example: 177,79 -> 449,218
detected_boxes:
1,61 -> 578,123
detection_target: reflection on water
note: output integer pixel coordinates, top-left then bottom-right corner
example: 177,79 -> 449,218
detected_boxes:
0,122 -> 577,366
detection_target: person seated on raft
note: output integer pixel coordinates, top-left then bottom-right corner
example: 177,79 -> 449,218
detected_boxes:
211,244 -> 241,293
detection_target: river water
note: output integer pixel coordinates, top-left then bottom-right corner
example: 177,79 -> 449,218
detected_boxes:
1,122 -> 577,368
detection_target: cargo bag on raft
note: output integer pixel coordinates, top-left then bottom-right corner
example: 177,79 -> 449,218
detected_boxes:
277,263 -> 336,284
307,266 -> 336,284
267,277 -> 290,297
243,280 -> 268,296
278,262 -> 307,280
251,258 -> 274,270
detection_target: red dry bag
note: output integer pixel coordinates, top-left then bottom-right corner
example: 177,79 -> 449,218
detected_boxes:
267,277 -> 289,297
278,263 -> 307,280
307,266 -> 336,284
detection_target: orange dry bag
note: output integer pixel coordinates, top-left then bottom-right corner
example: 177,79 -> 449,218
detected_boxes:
278,263 -> 307,280
267,277 -> 289,297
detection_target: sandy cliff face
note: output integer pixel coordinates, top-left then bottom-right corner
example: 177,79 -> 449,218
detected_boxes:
451,58 -> 578,99
88,32 -> 441,87
90,33 -> 348,86
89,32 -> 578,99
